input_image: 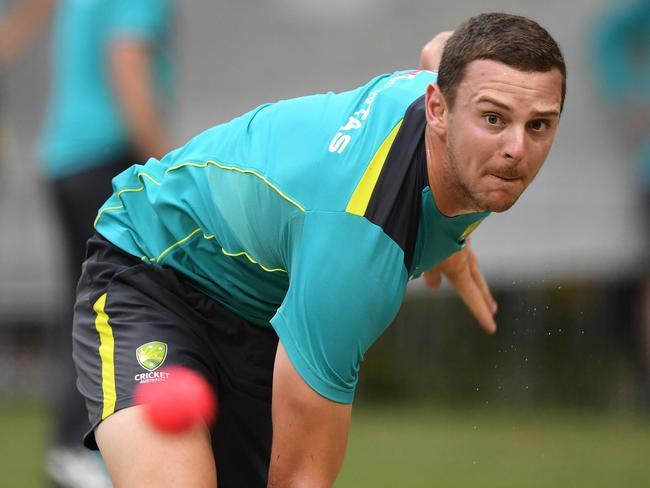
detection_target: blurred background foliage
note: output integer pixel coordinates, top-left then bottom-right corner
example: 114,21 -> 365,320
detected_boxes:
359,281 -> 643,409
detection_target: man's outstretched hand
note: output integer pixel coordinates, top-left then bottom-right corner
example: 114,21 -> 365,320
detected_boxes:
423,241 -> 497,334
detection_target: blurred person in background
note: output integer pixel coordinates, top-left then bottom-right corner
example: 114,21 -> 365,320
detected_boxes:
1,0 -> 175,486
591,0 -> 650,413
0,0 -> 51,191
0,0 -> 49,64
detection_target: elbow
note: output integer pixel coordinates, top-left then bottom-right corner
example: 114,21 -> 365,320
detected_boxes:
419,31 -> 453,71
419,40 -> 439,70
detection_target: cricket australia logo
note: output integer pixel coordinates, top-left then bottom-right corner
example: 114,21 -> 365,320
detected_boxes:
136,341 -> 168,372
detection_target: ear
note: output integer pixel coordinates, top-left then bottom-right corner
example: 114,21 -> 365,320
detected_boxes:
425,83 -> 447,137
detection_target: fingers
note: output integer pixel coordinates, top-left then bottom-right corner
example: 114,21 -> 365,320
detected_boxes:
430,245 -> 497,334
468,249 -> 497,315
448,269 -> 497,335
423,269 -> 442,289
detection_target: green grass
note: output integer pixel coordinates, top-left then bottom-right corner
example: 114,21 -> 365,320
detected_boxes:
1,401 -> 649,487
338,404 -> 650,487
0,402 -> 48,487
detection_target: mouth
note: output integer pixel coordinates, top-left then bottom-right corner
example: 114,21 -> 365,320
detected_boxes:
488,173 -> 521,182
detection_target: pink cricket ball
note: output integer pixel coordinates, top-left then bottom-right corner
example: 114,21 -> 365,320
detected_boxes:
135,366 -> 217,433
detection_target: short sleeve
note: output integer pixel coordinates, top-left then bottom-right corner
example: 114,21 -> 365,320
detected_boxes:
271,211 -> 408,403
108,0 -> 173,41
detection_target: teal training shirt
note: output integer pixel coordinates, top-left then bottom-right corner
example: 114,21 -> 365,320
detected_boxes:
95,70 -> 489,403
38,0 -> 174,179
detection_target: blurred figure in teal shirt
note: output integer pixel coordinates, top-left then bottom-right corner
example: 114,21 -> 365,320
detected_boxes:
38,0 -> 174,177
591,0 -> 650,413
1,1 -> 175,486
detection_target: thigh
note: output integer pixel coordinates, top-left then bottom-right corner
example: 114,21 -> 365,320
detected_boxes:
96,405 -> 216,487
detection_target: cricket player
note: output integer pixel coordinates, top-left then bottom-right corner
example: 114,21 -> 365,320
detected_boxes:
72,12 -> 566,487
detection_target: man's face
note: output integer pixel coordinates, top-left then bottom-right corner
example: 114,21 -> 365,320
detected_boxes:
441,59 -> 563,213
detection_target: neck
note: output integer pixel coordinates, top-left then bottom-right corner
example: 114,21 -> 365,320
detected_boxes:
425,125 -> 480,217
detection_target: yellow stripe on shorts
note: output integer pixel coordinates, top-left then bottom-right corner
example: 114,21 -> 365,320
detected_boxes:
93,293 -> 116,419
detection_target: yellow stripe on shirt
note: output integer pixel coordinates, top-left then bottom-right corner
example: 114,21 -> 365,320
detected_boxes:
346,121 -> 402,216
166,160 -> 305,211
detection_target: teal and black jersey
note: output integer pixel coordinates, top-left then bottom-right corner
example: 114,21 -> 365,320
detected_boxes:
95,70 -> 489,402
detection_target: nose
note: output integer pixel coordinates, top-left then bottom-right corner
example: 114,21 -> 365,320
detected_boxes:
502,126 -> 526,162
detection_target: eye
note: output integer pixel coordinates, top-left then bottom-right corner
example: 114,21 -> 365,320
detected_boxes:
483,113 -> 502,126
528,119 -> 549,131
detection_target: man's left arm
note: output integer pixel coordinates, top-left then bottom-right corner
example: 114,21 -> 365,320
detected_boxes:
423,240 -> 498,334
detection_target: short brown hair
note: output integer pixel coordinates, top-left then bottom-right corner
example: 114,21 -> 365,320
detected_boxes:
438,13 -> 566,111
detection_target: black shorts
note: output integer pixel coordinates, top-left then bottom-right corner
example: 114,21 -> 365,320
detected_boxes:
72,233 -> 278,487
